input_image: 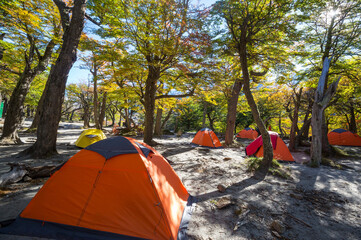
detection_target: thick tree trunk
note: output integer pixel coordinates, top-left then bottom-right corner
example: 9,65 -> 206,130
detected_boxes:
98,91 -> 107,129
29,64 -> 54,130
289,88 -> 303,151
154,108 -> 163,136
143,65 -> 160,145
225,79 -> 242,146
310,58 -> 340,166
22,0 -> 87,158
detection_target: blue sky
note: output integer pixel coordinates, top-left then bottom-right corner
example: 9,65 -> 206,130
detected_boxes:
67,0 -> 216,84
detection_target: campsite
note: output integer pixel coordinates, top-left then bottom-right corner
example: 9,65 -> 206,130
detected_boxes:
1,0 -> 361,239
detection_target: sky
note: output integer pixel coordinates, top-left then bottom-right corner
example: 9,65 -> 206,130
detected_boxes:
67,0 -> 216,85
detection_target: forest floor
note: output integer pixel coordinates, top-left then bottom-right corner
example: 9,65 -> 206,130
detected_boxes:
0,121 -> 361,240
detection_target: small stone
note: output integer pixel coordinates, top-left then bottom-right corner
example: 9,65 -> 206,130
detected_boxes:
290,193 -> 303,200
217,184 -> 226,193
271,230 -> 282,238
270,220 -> 285,233
23,176 -> 32,182
216,196 -> 233,209
223,157 -> 232,161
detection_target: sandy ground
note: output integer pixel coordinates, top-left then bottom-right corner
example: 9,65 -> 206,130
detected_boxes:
0,121 -> 361,240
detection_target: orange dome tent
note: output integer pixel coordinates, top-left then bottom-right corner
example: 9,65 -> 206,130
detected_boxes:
328,129 -> 361,146
0,136 -> 195,240
236,128 -> 259,140
191,128 -> 222,148
245,131 -> 294,161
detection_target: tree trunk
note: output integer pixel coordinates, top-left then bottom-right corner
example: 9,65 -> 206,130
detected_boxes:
98,91 -> 107,129
349,102 -> 357,133
154,108 -> 163,136
93,67 -> 100,129
278,114 -> 285,138
1,72 -> 38,144
160,107 -> 173,130
310,58 -> 340,167
321,114 -> 332,156
0,35 -> 55,144
143,65 -> 160,145
206,112 -> 214,131
202,102 -> 207,128
83,104 -> 90,128
225,79 -> 243,146
239,45 -> 272,174
289,88 -> 303,151
22,0 -> 87,158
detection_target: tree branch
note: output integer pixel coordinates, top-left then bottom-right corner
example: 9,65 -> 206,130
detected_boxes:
155,89 -> 194,99
0,64 -> 21,75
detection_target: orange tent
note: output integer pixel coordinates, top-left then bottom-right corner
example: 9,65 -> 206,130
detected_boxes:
191,128 -> 222,148
236,128 -> 259,140
328,129 -> 361,146
0,137 -> 195,240
245,131 -> 294,161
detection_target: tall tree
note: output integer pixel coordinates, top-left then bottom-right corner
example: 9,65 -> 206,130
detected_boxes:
297,0 -> 361,156
214,0 -> 294,173
23,0 -> 87,158
0,0 -> 61,143
90,0 -> 196,145
310,58 -> 340,166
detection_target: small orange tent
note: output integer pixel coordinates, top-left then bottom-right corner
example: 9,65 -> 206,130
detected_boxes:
236,128 -> 259,140
0,137 -> 195,240
245,131 -> 294,161
191,128 -> 222,148
328,129 -> 361,146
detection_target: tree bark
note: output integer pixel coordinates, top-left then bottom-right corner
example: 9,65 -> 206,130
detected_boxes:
154,107 -> 163,136
98,91 -> 107,129
202,102 -> 207,128
22,0 -> 87,158
225,79 -> 243,146
83,103 -> 90,128
310,58 -> 340,167
348,102 -> 357,133
160,107 -> 173,130
143,65 -> 160,145
92,65 -> 100,129
289,88 -> 303,151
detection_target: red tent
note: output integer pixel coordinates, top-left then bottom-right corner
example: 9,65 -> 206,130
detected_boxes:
246,131 -> 294,161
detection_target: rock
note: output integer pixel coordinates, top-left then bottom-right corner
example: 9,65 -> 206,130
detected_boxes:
223,157 -> 232,161
270,220 -> 285,233
271,230 -> 282,238
290,193 -> 303,200
23,176 -> 32,182
217,184 -> 226,193
216,196 -> 233,209
197,148 -> 210,153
